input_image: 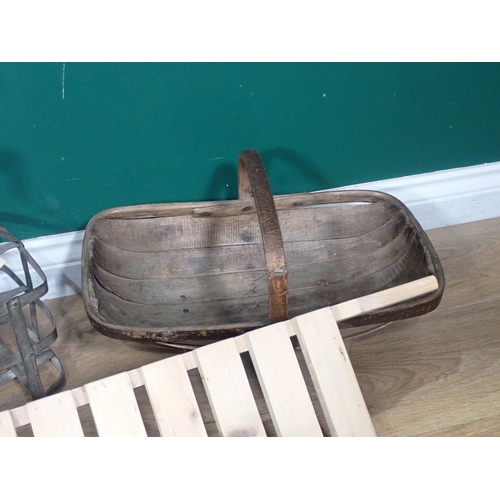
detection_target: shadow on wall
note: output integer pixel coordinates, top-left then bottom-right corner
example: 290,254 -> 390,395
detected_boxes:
204,162 -> 238,201
260,147 -> 332,190
0,212 -> 72,235
0,149 -> 74,236
204,147 -> 332,201
0,149 -> 27,198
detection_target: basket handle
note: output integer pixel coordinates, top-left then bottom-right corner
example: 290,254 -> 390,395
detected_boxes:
238,150 -> 288,323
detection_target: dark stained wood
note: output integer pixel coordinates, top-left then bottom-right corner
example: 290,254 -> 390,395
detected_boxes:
238,150 -> 288,323
81,150 -> 444,347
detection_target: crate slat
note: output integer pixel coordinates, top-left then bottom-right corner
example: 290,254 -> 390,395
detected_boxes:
26,391 -> 84,437
293,308 -> 377,437
246,323 -> 323,437
0,410 -> 17,437
194,338 -> 266,437
140,356 -> 207,437
85,372 -> 147,437
3,277 -> 440,437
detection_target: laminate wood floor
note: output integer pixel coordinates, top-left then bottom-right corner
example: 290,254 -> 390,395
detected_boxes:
1,216 -> 499,436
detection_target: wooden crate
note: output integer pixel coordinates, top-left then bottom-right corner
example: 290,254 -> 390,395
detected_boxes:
1,276 -> 438,437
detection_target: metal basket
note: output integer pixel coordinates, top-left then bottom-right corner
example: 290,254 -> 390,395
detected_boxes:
0,225 -> 65,400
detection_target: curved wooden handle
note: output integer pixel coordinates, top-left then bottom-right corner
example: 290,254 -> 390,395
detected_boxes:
238,150 -> 288,323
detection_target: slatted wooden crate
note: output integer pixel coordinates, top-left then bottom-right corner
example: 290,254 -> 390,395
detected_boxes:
0,276 -> 438,437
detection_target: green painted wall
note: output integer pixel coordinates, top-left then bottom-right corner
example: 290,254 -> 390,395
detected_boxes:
1,62 -> 500,240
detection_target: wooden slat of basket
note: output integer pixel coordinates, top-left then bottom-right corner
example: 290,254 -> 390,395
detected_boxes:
92,213 -> 403,281
91,226 -> 411,305
194,338 -> 266,437
85,372 -> 147,437
293,308 -> 376,437
246,322 -> 323,437
92,204 -> 387,252
26,391 -> 84,437
93,258 -> 431,336
140,356 -> 207,437
0,410 -> 17,437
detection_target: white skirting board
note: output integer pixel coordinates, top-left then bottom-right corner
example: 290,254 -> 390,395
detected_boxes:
2,161 -> 500,301
1,231 -> 84,301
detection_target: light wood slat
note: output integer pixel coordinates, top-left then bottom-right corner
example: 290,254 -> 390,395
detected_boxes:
140,356 -> 207,437
194,338 -> 266,437
85,372 -> 147,437
26,391 -> 84,437
330,275 -> 438,322
0,410 -> 17,437
293,308 -> 377,437
12,276 -> 435,426
245,323 -> 323,437
4,276 -> 439,433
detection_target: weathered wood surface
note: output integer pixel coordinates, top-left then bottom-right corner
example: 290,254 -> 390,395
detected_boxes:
1,277 -> 437,437
91,214 -> 404,279
82,150 -> 443,346
238,150 -> 288,323
84,200 -> 439,340
90,242 -> 427,330
90,204 -> 391,252
91,224 -> 415,305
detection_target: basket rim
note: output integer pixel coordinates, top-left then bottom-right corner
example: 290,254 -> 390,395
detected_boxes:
80,188 -> 445,345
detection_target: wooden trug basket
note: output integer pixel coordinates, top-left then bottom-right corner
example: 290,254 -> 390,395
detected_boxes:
81,149 -> 445,347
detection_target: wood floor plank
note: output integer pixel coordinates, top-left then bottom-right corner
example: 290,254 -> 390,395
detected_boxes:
194,338 -> 266,437
350,298 -> 500,437
140,356 -> 207,437
416,412 -> 500,437
85,372 -> 147,437
26,391 -> 84,437
427,217 -> 500,308
246,323 -> 323,437
292,308 -> 376,437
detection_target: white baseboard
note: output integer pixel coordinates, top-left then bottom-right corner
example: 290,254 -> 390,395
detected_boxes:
333,161 -> 500,230
1,231 -> 84,301
2,161 -> 499,300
